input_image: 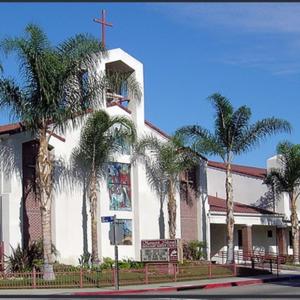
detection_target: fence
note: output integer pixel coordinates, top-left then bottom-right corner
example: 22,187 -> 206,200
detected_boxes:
0,263 -> 236,289
213,250 -> 284,274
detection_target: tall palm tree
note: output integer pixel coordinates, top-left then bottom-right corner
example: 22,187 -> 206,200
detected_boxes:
0,24 -> 106,279
265,142 -> 300,264
176,93 -> 291,263
71,110 -> 136,264
133,135 -> 199,239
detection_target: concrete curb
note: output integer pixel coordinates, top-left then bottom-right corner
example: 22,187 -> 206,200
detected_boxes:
73,274 -> 300,296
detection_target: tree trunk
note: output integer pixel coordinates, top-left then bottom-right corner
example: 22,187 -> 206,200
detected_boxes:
290,192 -> 299,264
159,193 -> 165,239
168,180 -> 176,239
90,169 -> 99,265
225,162 -> 235,264
36,129 -> 55,280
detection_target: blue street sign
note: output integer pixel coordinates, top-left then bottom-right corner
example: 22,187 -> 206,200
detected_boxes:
101,216 -> 114,223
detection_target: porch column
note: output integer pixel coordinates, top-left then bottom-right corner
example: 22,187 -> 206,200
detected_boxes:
276,227 -> 287,256
242,225 -> 252,260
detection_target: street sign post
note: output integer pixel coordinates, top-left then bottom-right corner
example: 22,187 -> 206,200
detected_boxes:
101,215 -> 119,290
112,215 -> 119,290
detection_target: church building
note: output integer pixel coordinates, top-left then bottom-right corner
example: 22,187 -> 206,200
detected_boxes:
0,45 -> 296,266
0,48 -> 204,265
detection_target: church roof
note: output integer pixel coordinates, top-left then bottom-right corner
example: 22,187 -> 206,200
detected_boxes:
208,195 -> 276,215
208,161 -> 267,179
0,122 -> 24,135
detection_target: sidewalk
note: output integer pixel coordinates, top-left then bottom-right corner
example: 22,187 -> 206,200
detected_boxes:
0,270 -> 299,296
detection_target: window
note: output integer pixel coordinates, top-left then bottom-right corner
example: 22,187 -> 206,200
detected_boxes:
289,231 -> 293,247
267,230 -> 273,238
107,163 -> 131,211
238,230 -> 243,249
109,219 -> 132,245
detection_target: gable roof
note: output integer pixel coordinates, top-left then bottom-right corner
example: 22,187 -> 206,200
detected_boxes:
208,161 -> 267,179
208,195 -> 276,215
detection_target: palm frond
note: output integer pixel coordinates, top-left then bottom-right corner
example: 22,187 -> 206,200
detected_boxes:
264,141 -> 300,196
235,118 -> 291,155
230,105 -> 251,143
176,125 -> 225,159
72,110 -> 136,179
0,78 -> 27,122
208,93 -> 233,146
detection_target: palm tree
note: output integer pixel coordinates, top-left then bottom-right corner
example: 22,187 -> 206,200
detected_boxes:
176,93 -> 291,263
133,135 -> 199,239
71,110 -> 136,264
265,142 -> 300,264
0,24 -> 106,279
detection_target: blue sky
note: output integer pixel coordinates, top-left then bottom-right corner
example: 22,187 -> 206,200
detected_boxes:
1,3 -> 300,167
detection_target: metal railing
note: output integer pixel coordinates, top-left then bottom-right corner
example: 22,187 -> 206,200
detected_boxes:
0,263 -> 236,289
212,250 -> 285,275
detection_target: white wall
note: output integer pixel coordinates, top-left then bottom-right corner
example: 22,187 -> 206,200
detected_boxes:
207,167 -> 272,209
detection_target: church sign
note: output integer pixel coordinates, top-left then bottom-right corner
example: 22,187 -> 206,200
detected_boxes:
141,239 -> 181,262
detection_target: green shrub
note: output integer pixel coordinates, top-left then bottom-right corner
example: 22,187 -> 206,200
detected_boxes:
78,252 -> 91,268
53,262 -> 80,272
100,257 -> 114,270
6,240 -> 58,272
183,240 -> 206,261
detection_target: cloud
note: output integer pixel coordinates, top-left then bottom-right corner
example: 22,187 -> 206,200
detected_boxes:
151,3 -> 300,75
155,3 -> 300,34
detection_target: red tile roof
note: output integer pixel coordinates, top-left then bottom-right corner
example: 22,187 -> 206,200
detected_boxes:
208,161 -> 267,179
208,195 -> 275,215
0,122 -> 23,135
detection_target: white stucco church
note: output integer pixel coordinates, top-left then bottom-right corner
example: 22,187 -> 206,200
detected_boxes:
0,47 -> 295,265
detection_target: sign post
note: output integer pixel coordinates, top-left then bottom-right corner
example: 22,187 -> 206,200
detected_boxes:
113,215 -> 119,290
101,215 -> 119,290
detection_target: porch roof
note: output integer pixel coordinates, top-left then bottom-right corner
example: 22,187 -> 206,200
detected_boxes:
208,195 -> 276,215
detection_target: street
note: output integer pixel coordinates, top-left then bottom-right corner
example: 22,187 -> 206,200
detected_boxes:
144,278 -> 300,299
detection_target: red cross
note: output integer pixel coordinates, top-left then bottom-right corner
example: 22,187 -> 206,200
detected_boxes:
93,10 -> 113,48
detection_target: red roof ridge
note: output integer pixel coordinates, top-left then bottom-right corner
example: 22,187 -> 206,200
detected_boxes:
144,120 -> 170,139
0,122 -> 23,135
208,160 -> 266,179
208,195 -> 276,215
107,102 -> 132,115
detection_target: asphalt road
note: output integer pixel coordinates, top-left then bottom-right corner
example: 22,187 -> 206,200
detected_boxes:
145,278 -> 300,299
3,280 -> 300,299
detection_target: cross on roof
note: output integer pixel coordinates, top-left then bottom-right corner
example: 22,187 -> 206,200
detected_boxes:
93,9 -> 113,48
